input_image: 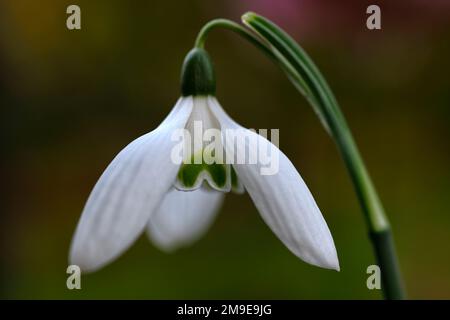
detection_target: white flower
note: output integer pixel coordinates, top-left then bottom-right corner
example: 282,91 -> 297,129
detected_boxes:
70,95 -> 339,272
69,49 -> 339,273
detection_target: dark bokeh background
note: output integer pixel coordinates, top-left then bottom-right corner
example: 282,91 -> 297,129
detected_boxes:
1,0 -> 449,299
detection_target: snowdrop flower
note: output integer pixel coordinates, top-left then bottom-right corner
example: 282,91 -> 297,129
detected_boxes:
70,48 -> 339,272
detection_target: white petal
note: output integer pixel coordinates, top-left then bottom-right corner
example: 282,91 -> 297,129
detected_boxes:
209,97 -> 339,270
147,187 -> 224,251
174,96 -> 232,193
69,97 -> 193,272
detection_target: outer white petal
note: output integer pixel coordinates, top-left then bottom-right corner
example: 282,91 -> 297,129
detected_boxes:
147,187 -> 224,251
69,97 -> 193,272
208,97 -> 339,270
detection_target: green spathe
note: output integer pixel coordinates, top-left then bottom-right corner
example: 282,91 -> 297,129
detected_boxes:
180,48 -> 216,96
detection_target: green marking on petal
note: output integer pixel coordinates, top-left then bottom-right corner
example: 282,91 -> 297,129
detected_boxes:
176,151 -> 230,191
177,163 -> 204,188
177,162 -> 228,189
208,163 -> 227,187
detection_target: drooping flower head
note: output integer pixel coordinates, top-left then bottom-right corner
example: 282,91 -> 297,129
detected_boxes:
69,48 -> 339,272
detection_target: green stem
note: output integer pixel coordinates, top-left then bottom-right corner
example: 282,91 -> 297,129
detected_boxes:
370,230 -> 405,299
195,19 -> 265,51
195,20 -> 314,99
335,117 -> 405,299
194,14 -> 405,299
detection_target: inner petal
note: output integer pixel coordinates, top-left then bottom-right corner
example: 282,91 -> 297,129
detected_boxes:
175,161 -> 231,192
174,97 -> 244,194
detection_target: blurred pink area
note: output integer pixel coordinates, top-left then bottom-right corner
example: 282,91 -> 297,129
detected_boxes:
227,0 -> 450,39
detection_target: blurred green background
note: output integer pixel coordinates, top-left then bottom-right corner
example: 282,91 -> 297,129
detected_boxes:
1,0 -> 449,299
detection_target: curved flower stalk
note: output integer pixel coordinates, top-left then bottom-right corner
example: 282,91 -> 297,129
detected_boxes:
70,12 -> 405,300
195,13 -> 405,299
239,13 -> 405,300
70,48 -> 339,273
